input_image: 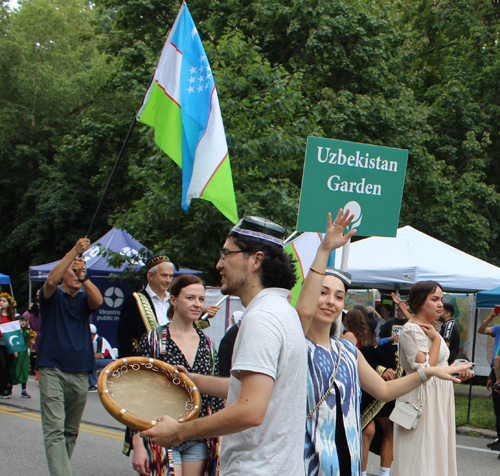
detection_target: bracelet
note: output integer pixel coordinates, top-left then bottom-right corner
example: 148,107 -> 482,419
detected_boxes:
418,367 -> 429,383
78,277 -> 89,283
309,267 -> 326,276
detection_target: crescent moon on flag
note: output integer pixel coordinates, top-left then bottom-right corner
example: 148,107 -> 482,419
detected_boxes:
9,335 -> 19,346
191,27 -> 198,41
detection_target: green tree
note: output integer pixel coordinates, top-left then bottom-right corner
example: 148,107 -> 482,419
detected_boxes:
0,0 -> 118,304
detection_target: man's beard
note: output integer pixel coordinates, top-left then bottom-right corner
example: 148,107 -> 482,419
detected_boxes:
221,276 -> 248,297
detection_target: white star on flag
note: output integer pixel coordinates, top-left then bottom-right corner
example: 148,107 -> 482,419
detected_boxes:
190,66 -> 197,74
187,85 -> 194,93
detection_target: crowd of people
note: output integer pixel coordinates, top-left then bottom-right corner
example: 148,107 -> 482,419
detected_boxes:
2,210 -> 500,476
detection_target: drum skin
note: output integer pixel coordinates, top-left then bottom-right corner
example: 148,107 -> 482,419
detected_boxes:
98,357 -> 202,431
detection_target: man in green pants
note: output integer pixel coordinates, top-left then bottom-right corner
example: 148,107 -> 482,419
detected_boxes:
36,238 -> 103,475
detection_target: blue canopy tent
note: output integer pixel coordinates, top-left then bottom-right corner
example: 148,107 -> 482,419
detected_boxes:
0,272 -> 15,301
476,287 -> 500,309
464,287 -> 500,421
29,228 -> 199,346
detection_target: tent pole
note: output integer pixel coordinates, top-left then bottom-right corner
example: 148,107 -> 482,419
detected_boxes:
467,307 -> 479,422
340,239 -> 351,272
333,239 -> 352,340
394,284 -> 400,318
9,284 -> 15,302
28,281 -> 32,308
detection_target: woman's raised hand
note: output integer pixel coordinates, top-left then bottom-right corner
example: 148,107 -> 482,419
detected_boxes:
320,209 -> 357,254
391,292 -> 409,310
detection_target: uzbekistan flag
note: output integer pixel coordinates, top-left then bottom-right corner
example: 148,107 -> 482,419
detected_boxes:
137,2 -> 238,224
285,232 -> 336,305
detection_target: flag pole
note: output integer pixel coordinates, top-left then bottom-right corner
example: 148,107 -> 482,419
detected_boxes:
86,116 -> 137,238
85,72 -> 156,240
200,295 -> 229,321
284,231 -> 299,246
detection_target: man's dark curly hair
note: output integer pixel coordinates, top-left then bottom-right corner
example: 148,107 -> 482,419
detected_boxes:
230,236 -> 297,290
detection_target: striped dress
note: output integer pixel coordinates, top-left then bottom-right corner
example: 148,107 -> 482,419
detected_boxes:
305,337 -> 361,476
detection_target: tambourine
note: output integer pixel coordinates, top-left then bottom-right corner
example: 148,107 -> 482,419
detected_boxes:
98,357 -> 202,431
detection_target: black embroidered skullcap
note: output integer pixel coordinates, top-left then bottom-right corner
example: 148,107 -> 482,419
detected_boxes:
146,254 -> 171,270
229,216 -> 286,248
325,267 -> 352,291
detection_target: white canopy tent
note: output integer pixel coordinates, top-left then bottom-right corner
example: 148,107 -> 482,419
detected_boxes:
333,225 -> 500,292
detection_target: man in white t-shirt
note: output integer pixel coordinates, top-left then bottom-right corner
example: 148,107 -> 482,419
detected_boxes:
141,216 -> 307,476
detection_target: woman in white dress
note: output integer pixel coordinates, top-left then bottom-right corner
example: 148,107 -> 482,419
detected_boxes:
392,280 -> 471,476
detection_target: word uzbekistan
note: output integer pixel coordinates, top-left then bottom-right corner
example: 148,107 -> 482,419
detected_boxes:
318,147 -> 398,196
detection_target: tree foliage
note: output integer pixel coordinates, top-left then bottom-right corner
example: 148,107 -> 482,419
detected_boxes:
3,0 -> 500,307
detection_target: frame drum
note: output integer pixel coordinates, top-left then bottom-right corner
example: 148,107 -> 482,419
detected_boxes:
98,357 -> 202,431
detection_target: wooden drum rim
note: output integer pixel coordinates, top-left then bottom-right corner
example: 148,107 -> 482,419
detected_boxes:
97,356 -> 202,431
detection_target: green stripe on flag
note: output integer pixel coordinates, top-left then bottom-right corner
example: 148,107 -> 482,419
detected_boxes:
200,154 -> 238,225
285,243 -> 303,307
139,82 -> 183,168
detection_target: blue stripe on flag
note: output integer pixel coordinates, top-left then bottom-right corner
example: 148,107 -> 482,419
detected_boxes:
171,5 -> 216,211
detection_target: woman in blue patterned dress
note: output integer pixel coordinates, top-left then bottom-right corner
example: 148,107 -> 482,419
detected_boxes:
296,210 -> 471,476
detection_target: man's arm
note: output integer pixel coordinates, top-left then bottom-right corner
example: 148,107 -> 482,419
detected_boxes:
177,365 -> 230,399
72,258 -> 103,309
43,238 -> 90,299
442,321 -> 452,348
478,307 -> 499,335
495,353 -> 500,384
141,371 -> 274,447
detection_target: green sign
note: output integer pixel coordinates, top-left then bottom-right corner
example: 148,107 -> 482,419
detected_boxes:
297,136 -> 408,237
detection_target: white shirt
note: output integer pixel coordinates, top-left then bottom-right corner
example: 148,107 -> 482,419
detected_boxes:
220,288 -> 307,476
145,284 -> 170,326
92,334 -> 116,360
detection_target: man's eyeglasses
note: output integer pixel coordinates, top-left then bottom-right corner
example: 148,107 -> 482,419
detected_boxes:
219,250 -> 245,262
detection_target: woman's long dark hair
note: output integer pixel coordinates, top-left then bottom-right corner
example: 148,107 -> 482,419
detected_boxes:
344,309 -> 372,347
167,274 -> 206,319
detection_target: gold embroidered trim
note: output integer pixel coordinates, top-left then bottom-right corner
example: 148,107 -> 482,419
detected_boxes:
133,292 -> 159,336
361,358 -> 404,430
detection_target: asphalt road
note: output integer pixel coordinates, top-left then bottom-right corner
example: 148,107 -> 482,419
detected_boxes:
0,377 -> 135,476
1,378 -> 499,475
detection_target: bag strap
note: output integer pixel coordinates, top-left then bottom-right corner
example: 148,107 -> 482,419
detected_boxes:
307,337 -> 342,420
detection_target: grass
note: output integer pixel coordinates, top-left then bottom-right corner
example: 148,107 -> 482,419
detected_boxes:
455,395 -> 496,431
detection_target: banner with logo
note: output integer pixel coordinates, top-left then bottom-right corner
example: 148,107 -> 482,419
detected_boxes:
0,320 -> 27,354
297,136 -> 408,237
91,278 -> 136,348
